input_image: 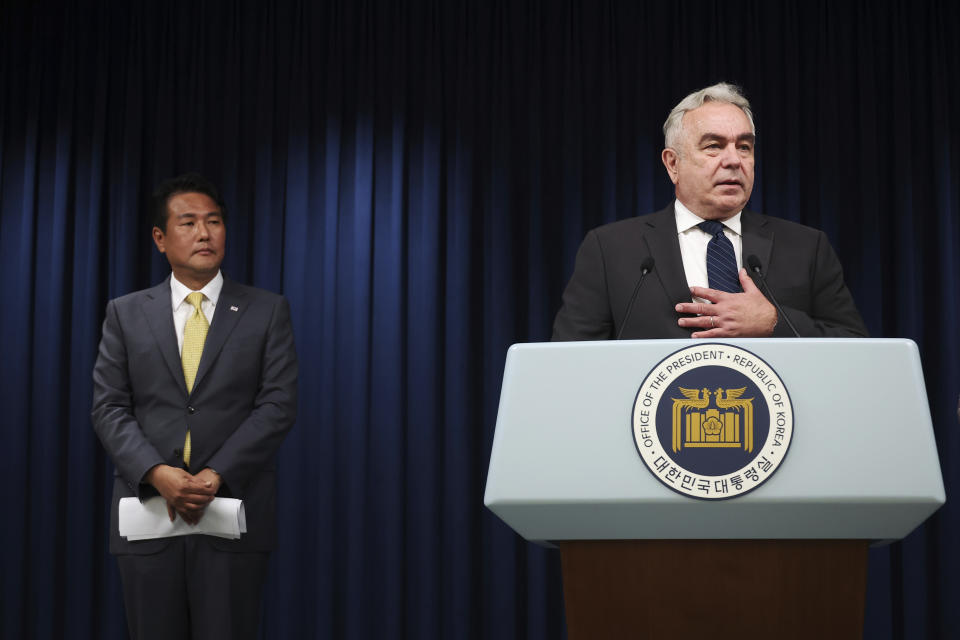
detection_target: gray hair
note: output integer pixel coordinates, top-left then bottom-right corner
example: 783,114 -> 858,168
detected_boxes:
662,82 -> 756,150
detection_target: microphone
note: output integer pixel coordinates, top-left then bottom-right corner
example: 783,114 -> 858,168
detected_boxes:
746,255 -> 800,337
616,257 -> 655,340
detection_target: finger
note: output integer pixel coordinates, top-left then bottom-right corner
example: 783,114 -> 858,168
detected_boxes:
183,475 -> 215,489
690,328 -> 727,339
181,483 -> 217,497
739,268 -> 759,292
675,302 -> 719,316
170,490 -> 213,505
677,315 -> 716,329
170,496 -> 210,511
176,498 -> 212,512
167,502 -> 176,522
688,286 -> 725,304
176,508 -> 201,524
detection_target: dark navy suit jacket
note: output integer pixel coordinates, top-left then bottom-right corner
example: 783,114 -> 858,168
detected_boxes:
553,204 -> 868,340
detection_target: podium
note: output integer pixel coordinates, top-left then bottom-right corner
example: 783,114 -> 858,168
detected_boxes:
484,339 -> 945,638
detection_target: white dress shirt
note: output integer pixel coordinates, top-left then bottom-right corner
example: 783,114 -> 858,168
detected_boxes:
170,271 -> 223,354
674,200 -> 743,303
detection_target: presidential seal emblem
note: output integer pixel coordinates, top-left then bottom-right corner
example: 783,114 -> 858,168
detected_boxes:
632,343 -> 793,499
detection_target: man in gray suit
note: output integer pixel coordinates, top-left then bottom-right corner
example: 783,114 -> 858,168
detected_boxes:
553,83 -> 867,340
92,173 -> 298,640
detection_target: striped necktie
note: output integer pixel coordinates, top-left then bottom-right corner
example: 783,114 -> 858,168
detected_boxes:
698,220 -> 741,293
181,291 -> 208,467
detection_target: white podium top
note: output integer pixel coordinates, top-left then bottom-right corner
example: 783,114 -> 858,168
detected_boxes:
484,339 -> 945,541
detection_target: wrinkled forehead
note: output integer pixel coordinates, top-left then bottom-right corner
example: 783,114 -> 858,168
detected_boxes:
682,102 -> 754,140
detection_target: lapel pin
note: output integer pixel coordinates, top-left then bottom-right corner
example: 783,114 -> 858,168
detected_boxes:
230,305 -> 239,312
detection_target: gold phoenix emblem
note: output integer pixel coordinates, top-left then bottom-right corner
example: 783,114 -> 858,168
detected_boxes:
671,387 -> 754,452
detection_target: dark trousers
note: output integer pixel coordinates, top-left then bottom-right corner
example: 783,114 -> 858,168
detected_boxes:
117,535 -> 269,640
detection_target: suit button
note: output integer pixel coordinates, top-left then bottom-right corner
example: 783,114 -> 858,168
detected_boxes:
187,406 -> 196,414
174,448 -> 182,457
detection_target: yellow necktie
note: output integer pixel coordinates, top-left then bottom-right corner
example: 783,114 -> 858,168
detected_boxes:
181,291 -> 209,467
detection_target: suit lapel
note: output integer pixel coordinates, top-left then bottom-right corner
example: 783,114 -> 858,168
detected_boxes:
191,277 -> 248,396
141,277 -> 187,395
642,204 -> 695,305
740,210 -> 773,283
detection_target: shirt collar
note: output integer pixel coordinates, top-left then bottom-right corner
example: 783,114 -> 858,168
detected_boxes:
170,270 -> 224,309
674,199 -> 743,236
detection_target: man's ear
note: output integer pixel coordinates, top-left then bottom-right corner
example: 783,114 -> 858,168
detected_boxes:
661,148 -> 680,185
152,226 -> 166,253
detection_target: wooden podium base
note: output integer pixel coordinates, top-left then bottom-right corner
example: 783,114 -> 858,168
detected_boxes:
559,539 -> 868,639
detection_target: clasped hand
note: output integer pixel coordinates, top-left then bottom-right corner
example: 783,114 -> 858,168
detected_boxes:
145,464 -> 222,525
675,268 -> 777,338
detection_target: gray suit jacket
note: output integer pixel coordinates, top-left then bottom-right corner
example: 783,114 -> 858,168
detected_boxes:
553,205 -> 868,340
92,275 -> 298,554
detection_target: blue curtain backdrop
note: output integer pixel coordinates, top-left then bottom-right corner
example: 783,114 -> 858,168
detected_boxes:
1,0 -> 958,638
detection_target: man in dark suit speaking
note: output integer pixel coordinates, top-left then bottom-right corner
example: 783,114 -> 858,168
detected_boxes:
92,173 -> 298,639
553,83 -> 867,340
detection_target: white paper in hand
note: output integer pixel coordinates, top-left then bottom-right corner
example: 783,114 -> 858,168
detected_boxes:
119,496 -> 246,540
